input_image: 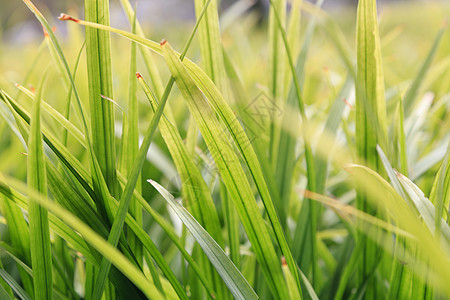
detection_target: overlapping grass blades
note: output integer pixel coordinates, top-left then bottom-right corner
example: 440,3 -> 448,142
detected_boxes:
160,40 -> 290,299
149,180 -> 257,300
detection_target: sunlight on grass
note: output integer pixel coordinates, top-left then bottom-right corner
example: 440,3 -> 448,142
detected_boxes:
0,0 -> 449,299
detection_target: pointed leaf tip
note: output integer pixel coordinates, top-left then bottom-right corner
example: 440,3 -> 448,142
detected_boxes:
58,13 -> 79,22
160,39 -> 167,46
136,72 -> 142,79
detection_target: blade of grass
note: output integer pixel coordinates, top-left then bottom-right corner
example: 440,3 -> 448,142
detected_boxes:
268,0 -> 286,166
194,0 -> 228,95
355,0 -> 389,297
27,74 -> 53,300
0,269 -> 31,300
403,25 -> 446,114
84,0 -> 118,200
120,3 -> 143,269
149,180 -> 258,300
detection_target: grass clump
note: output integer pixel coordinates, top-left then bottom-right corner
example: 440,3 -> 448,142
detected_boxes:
0,0 -> 449,299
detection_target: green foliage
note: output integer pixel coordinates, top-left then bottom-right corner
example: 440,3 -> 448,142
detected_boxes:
0,0 -> 449,299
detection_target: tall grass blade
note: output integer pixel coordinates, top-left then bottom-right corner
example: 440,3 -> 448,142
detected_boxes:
84,0 -> 118,199
120,4 -> 143,268
27,74 -> 53,300
403,26 -> 446,113
355,0 -> 389,297
194,0 -> 228,94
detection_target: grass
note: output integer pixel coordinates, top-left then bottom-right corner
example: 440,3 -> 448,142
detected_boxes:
0,0 -> 449,299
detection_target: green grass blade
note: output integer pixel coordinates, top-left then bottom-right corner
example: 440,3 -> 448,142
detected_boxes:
119,0 -> 164,97
268,0 -> 286,164
0,269 -> 32,300
84,0 -> 118,199
161,41 -> 289,299
403,26 -> 446,113
149,180 -> 258,300
120,4 -> 143,268
0,281 -> 13,300
355,0 -> 389,297
194,0 -> 228,94
346,164 -> 450,297
27,74 -> 53,300
429,142 -> 450,224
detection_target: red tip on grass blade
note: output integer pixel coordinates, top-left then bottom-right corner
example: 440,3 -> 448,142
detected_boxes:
42,25 -> 56,37
281,256 -> 287,266
160,39 -> 167,46
58,13 -> 79,23
136,72 -> 142,79
343,98 -> 354,110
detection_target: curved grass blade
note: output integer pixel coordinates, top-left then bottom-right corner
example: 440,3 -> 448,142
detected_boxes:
161,41 -> 289,299
0,175 -> 164,300
346,164 -> 450,298
149,180 -> 258,300
0,269 -> 31,300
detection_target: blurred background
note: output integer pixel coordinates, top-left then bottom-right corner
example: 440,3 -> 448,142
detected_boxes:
1,0 -> 448,44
